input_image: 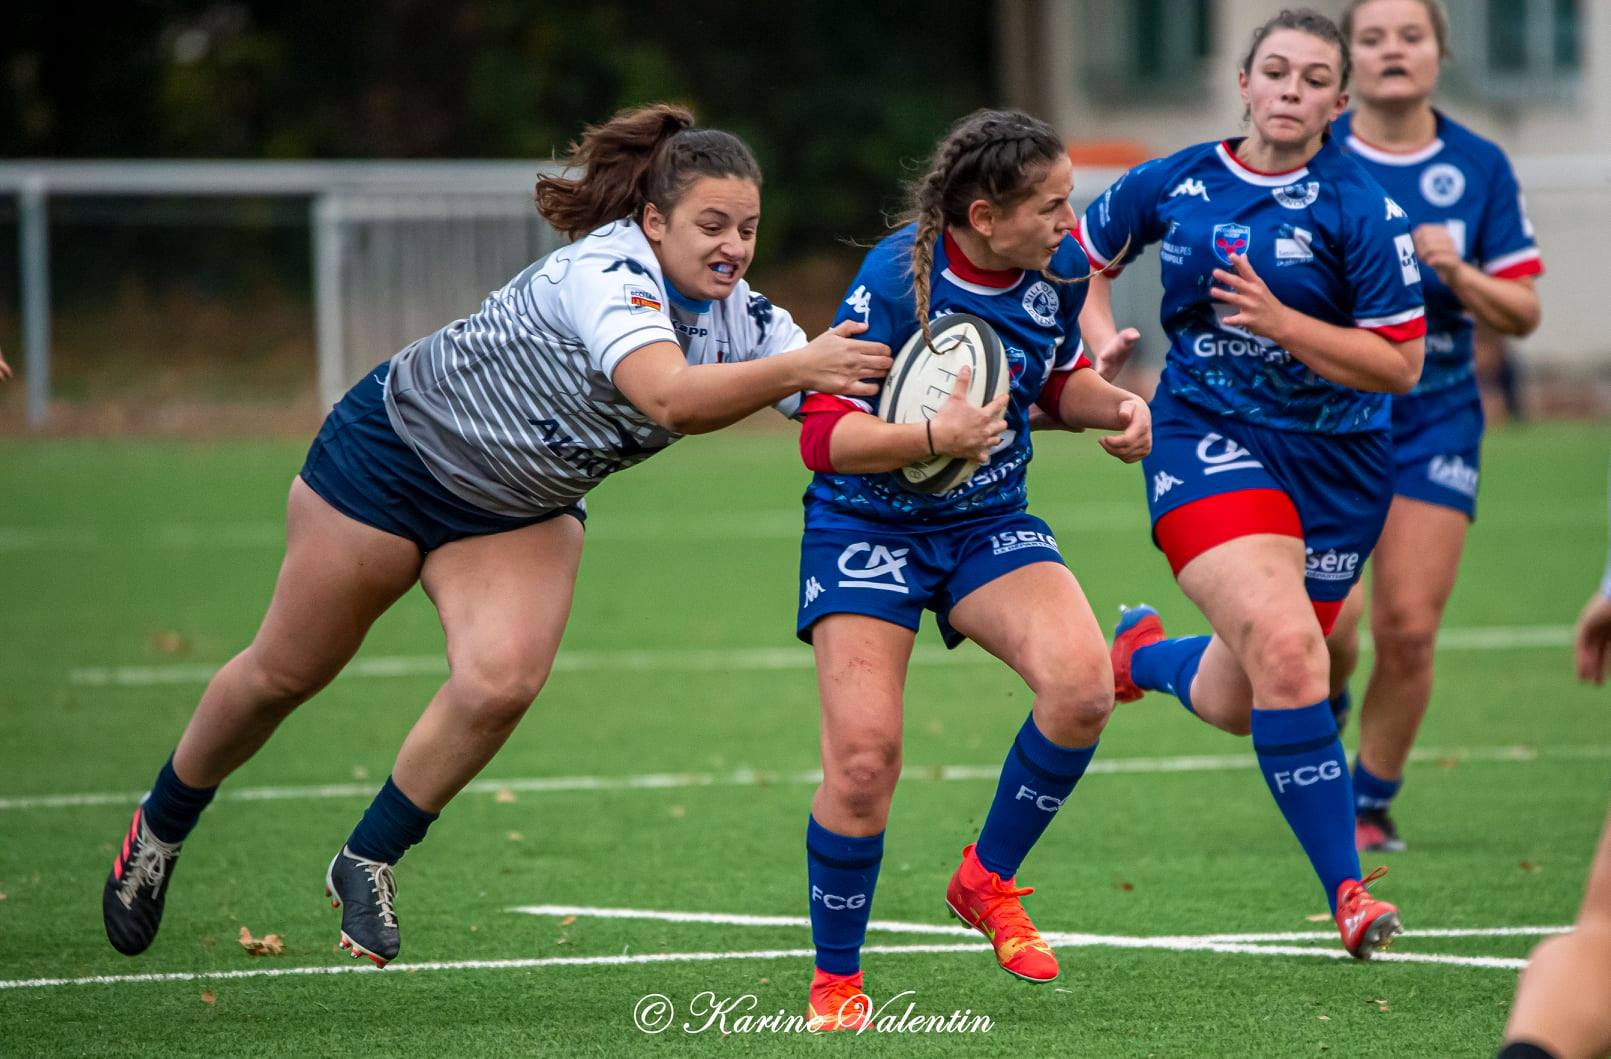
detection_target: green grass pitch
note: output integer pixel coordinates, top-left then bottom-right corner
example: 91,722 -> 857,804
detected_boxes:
1,420 -> 1607,1056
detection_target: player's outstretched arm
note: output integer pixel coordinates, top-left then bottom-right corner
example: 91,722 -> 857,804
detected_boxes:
614,321 -> 891,435
822,365 -> 1008,475
1055,369 -> 1150,463
1210,253 -> 1424,394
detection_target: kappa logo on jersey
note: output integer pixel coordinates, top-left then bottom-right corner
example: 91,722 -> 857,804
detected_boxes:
603,257 -> 652,277
1022,281 -> 1058,327
1305,547 -> 1361,582
747,292 -> 775,339
803,576 -> 824,607
1196,433 -> 1262,475
1274,224 -> 1315,265
1385,196 -> 1408,221
1211,223 -> 1251,266
1421,163 -> 1466,207
624,285 -> 662,314
843,284 -> 872,319
1271,181 -> 1320,209
1152,470 -> 1184,500
836,542 -> 910,594
1428,454 -> 1479,497
1394,233 -> 1422,286
1169,178 -> 1210,202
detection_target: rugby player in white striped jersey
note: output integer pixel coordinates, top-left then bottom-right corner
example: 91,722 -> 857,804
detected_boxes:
100,103 -> 890,967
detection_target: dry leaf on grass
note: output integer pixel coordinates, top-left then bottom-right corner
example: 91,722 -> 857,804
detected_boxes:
0,890 -> 7,901
351,765 -> 370,781
1519,860 -> 1539,873
200,991 -> 216,1005
494,788 -> 517,804
560,915 -> 577,927
668,805 -> 686,819
1317,1014 -> 1331,1021
1372,998 -> 1390,1013
1119,881 -> 1135,892
151,630 -> 191,656
506,831 -> 524,842
1305,912 -> 1332,922
238,926 -> 285,956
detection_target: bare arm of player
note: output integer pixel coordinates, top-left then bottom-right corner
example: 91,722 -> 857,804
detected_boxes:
613,320 -> 892,435
1211,253 -> 1423,394
1078,276 -> 1144,382
1055,369 -> 1151,463
1414,225 -> 1541,336
825,365 -> 1009,474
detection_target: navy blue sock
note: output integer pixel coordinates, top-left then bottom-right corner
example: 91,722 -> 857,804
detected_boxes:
1353,760 -> 1402,813
806,817 -> 883,975
347,776 -> 439,864
974,714 -> 1097,878
140,754 -> 218,844
1251,703 -> 1362,911
1329,689 -> 1352,731
1131,635 -> 1211,713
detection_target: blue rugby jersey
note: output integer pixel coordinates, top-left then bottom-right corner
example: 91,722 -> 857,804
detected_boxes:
1335,110 -> 1543,396
1079,137 -> 1425,434
803,225 -> 1091,527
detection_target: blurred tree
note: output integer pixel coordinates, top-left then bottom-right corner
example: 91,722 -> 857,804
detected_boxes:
1,0 -> 995,254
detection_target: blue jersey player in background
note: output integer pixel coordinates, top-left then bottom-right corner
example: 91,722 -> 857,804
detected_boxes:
790,109 -> 1150,1030
1080,10 -> 1424,960
1323,0 -> 1545,857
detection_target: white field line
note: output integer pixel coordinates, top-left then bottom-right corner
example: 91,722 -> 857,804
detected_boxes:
0,916 -> 1542,991
4,743 -> 1605,813
63,624 -> 1579,689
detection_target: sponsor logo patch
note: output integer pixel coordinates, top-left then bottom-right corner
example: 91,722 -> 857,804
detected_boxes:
1428,454 -> 1479,497
836,542 -> 911,594
1394,233 -> 1422,285
1211,223 -> 1251,266
1305,547 -> 1362,583
1421,163 -> 1466,208
625,285 -> 662,314
1272,181 -> 1319,209
1274,224 -> 1315,265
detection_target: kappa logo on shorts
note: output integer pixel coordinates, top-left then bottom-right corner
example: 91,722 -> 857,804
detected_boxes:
1196,433 -> 1263,476
803,576 -> 825,607
836,542 -> 911,594
1153,471 -> 1185,500
1427,454 -> 1479,497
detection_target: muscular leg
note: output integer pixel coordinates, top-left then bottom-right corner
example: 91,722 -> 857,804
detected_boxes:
390,513 -> 584,812
805,614 -> 910,979
1356,497 -> 1468,782
173,478 -> 423,787
1502,808 -> 1611,1059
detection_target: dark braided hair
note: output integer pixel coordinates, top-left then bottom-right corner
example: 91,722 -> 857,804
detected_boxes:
536,103 -> 762,242
904,109 -> 1105,352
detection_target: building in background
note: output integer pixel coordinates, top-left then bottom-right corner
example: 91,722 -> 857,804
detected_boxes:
999,0 -> 1608,403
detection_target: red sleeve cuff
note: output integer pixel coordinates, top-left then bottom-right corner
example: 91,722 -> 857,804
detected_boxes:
799,394 -> 861,473
1489,259 -> 1544,281
1364,315 -> 1427,343
1036,367 -> 1087,423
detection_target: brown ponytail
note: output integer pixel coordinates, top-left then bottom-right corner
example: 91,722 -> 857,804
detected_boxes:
535,103 -> 762,242
905,108 -> 1106,353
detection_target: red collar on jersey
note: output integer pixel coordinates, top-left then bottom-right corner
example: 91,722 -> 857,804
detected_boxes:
941,229 -> 1022,289
1219,139 -> 1311,177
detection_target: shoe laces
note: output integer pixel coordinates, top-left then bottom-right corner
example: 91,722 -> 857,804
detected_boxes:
351,854 -> 399,928
1342,865 -> 1390,911
975,879 -> 1050,952
117,821 -> 180,907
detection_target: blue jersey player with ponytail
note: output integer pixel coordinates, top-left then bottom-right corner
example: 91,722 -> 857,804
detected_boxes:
1079,10 -> 1424,959
791,109 -> 1150,1030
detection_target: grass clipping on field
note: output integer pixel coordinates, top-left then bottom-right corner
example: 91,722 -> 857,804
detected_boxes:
238,926 -> 285,956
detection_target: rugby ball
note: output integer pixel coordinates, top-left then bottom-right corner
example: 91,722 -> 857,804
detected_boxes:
877,313 -> 1009,494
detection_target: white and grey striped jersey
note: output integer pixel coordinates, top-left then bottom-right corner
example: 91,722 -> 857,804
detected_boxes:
383,218 -> 807,517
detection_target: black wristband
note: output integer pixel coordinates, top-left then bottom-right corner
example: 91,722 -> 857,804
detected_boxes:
925,419 -> 936,456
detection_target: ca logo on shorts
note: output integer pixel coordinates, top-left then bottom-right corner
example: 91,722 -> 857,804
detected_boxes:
837,542 -> 911,594
1196,433 -> 1263,475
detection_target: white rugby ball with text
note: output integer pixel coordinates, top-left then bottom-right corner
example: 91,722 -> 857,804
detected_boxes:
877,313 -> 1009,494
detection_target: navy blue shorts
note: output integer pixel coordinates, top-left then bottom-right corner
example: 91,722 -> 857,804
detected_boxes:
1390,384 -> 1483,519
1139,386 -> 1393,607
299,364 -> 583,552
797,511 -> 1066,648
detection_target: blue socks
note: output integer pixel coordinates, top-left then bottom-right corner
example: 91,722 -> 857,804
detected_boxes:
806,817 -> 883,975
347,776 -> 439,864
140,754 -> 218,844
1353,760 -> 1402,813
1131,636 -> 1211,713
975,714 -> 1097,878
1251,702 -> 1362,910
